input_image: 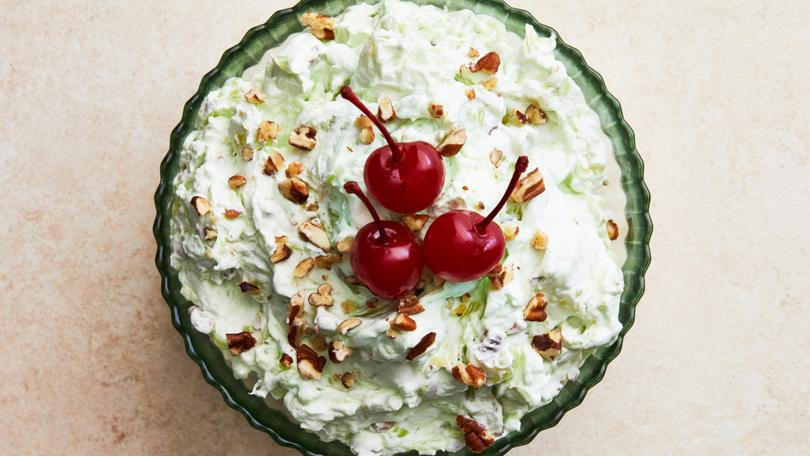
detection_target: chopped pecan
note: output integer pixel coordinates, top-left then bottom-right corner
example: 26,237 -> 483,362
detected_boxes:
308,283 -> 333,307
489,148 -> 504,168
471,51 -> 500,74
287,297 -> 305,346
359,126 -> 375,145
241,146 -> 254,161
436,128 -> 467,157
465,89 -> 476,100
279,177 -> 309,204
244,89 -> 265,105
355,115 -> 373,129
296,344 -> 326,380
402,214 -> 429,232
457,416 -> 495,454
513,109 -> 528,125
286,161 -> 305,177
523,292 -> 548,322
300,12 -> 335,40
377,96 -> 396,122
256,120 -> 281,142
526,104 -> 547,125
314,253 -> 343,269
487,264 -> 513,290
228,174 -> 247,190
607,219 -> 619,240
398,294 -> 424,315
405,332 -> 436,360
502,224 -> 519,241
340,372 -> 355,388
224,209 -> 241,219
532,328 -> 563,360
279,353 -> 294,368
328,340 -> 353,363
299,220 -> 330,250
270,236 -> 292,263
481,78 -> 498,90
452,363 -> 487,388
531,230 -> 548,250
510,168 -> 545,203
338,317 -> 362,335
202,228 -> 217,241
289,125 -> 317,151
238,281 -> 260,294
293,258 -> 315,278
391,313 -> 417,332
263,152 -> 285,176
468,47 -> 480,58
190,196 -> 211,216
226,331 -> 256,355
428,102 -> 444,118
336,237 -> 354,253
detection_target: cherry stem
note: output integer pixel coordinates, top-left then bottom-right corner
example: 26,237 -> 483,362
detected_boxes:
340,86 -> 403,163
344,181 -> 389,243
476,155 -> 529,233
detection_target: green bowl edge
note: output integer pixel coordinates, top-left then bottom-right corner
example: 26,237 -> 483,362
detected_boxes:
152,1 -> 653,455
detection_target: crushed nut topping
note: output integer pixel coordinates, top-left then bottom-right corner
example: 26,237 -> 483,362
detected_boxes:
532,328 -> 563,360
279,177 -> 309,204
465,89 -> 476,100
336,237 -> 354,254
405,332 -> 436,360
285,161 -> 305,178
287,297 -> 306,346
526,104 -> 548,125
203,228 -> 217,241
514,109 -> 528,125
289,125 -> 317,151
224,209 -> 242,219
296,344 -> 326,379
263,152 -> 285,176
244,89 -> 265,105
607,219 -> 619,240
489,148 -> 503,168
524,292 -> 548,322
398,294 -> 424,315
510,168 -> 545,203
457,416 -> 495,454
270,236 -> 292,263
531,230 -> 548,250
402,214 -> 429,232
293,258 -> 315,278
226,331 -> 256,355
190,196 -> 211,216
228,174 -> 247,190
241,146 -> 254,161
355,115 -> 373,129
311,333 -> 328,352
238,281 -> 260,294
328,340 -> 353,363
279,353 -> 294,368
338,317 -> 362,335
436,128 -> 467,157
340,372 -> 355,388
487,264 -> 513,290
428,102 -> 444,118
314,253 -> 343,270
452,363 -> 487,388
256,120 -> 281,142
471,51 -> 500,73
308,283 -> 334,307
300,12 -> 335,40
474,201 -> 485,211
299,220 -> 330,251
481,77 -> 498,90
359,126 -> 375,144
502,224 -> 519,241
391,313 -> 417,332
468,47 -> 480,58
377,96 -> 396,122
385,328 -> 399,339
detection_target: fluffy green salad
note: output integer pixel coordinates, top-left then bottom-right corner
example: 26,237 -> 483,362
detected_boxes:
170,0 -> 623,454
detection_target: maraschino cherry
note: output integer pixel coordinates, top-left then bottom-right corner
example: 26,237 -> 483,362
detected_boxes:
423,156 -> 529,282
340,86 -> 445,214
344,181 -> 423,299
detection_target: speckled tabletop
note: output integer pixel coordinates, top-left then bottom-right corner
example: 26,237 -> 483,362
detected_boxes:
2,0 -> 809,454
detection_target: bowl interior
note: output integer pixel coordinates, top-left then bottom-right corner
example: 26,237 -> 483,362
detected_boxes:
153,0 -> 651,455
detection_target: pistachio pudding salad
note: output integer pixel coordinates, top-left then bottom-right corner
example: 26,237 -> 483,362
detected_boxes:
166,0 -> 631,454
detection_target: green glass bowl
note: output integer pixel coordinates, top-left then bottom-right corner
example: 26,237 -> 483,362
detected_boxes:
153,0 -> 652,454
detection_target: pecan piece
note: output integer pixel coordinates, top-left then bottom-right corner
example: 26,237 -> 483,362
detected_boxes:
465,89 -> 476,100
452,363 -> 487,388
457,416 -> 495,454
402,214 -> 429,232
526,104 -> 547,125
226,332 -> 256,355
471,51 -> 500,74
340,372 -> 355,388
531,328 -> 563,360
190,196 -> 211,216
487,264 -> 513,290
377,96 -> 396,122
336,237 -> 354,254
256,120 -> 281,142
279,353 -> 293,368
468,47 -> 480,58
241,146 -> 254,161
299,220 -> 330,250
510,168 -> 545,203
228,174 -> 247,190
428,102 -> 444,118
238,281 -> 260,295
338,317 -> 362,335
202,228 -> 217,241
398,294 -> 424,315
244,89 -> 265,105
300,12 -> 335,40
390,313 -> 417,332
279,177 -> 309,204
293,258 -> 315,278
296,344 -> 326,380
502,224 -> 519,241
405,332 -> 436,360
263,152 -> 285,176
286,161 -> 305,177
289,125 -> 317,151
314,253 -> 343,269
328,340 -> 353,363
607,219 -> 619,240
523,292 -> 548,322
308,283 -> 333,307
489,148 -> 503,168
531,230 -> 548,250
436,128 -> 467,157
224,209 -> 241,219
270,236 -> 292,263
481,78 -> 498,90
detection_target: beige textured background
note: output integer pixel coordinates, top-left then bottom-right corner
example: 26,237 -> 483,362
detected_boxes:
2,0 -> 809,454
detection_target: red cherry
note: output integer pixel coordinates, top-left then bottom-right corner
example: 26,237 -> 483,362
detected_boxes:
340,86 -> 445,214
423,156 -> 529,282
344,181 -> 423,299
